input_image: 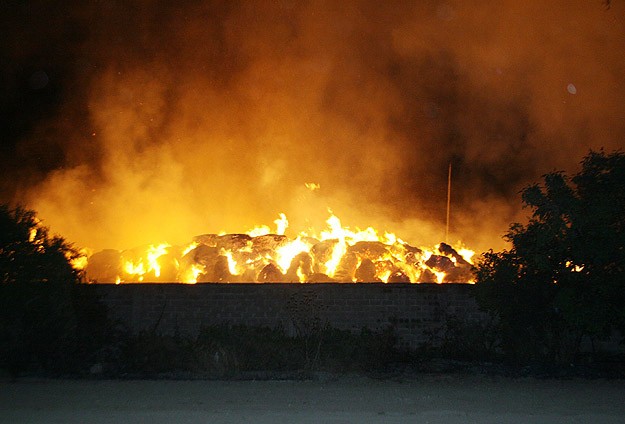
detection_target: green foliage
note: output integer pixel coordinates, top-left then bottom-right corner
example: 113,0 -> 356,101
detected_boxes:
0,204 -> 110,376
474,150 -> 625,363
474,250 -> 565,361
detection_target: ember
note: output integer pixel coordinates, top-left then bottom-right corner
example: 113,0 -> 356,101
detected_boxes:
83,213 -> 474,284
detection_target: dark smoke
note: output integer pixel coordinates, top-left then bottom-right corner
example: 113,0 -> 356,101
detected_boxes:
1,0 -> 624,252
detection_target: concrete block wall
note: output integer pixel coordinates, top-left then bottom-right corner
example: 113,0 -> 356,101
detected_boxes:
93,283 -> 488,349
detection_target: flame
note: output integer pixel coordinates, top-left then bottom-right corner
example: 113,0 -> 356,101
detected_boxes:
247,225 -> 271,237
68,247 -> 91,271
223,249 -> 239,275
119,243 -> 170,282
147,243 -> 169,277
274,213 -> 288,235
378,268 -> 392,283
124,261 -> 145,280
84,211 -> 475,284
305,182 -> 320,191
179,263 -> 204,284
565,261 -> 584,272
433,270 -> 446,284
182,242 -> 198,256
275,237 -> 310,273
246,213 -> 288,237
70,255 -> 89,271
457,247 -> 475,264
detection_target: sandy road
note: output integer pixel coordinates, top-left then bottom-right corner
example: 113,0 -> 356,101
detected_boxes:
1,375 -> 624,423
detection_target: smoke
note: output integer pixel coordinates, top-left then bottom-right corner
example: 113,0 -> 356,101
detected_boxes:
2,0 -> 624,253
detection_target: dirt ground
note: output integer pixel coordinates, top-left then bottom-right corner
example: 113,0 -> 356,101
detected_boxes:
1,375 -> 625,423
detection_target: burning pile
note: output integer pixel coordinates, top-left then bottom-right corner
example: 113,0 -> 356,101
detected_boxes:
83,213 -> 474,284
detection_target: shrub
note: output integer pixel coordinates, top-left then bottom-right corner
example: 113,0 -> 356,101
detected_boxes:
474,150 -> 625,363
0,204 -> 111,377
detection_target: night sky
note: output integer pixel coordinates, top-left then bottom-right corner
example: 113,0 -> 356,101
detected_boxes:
1,0 -> 624,252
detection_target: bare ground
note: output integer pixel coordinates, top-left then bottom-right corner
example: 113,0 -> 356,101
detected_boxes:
1,375 -> 625,423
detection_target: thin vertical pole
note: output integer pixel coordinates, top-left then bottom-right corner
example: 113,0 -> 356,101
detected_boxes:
445,162 -> 451,243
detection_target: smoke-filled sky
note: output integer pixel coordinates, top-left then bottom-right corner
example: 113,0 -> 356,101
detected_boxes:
1,0 -> 624,253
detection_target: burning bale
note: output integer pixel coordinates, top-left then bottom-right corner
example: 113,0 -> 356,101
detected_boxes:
354,258 -> 378,282
82,213 -> 475,284
258,263 -> 285,283
84,249 -> 122,283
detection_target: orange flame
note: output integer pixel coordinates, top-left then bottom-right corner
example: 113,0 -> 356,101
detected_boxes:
84,212 -> 475,284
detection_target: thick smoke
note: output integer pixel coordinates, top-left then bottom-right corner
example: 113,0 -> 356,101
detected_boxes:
2,0 -> 624,252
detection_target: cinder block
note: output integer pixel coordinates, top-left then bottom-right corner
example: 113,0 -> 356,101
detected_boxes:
92,283 -> 486,349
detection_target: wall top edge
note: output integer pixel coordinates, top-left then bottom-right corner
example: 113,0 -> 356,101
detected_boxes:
88,282 -> 473,287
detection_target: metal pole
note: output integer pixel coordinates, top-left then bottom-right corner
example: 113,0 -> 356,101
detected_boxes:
446,162 -> 451,243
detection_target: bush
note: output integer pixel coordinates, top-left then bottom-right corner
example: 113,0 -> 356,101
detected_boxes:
474,150 -> 625,363
0,204 -> 111,377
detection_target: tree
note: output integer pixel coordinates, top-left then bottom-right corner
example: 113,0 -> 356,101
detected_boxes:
0,204 -> 109,376
474,150 -> 625,362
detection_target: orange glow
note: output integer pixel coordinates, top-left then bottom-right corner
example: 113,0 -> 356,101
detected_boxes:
117,243 -> 171,283
457,248 -> 475,264
305,182 -> 321,191
83,212 -> 475,284
179,263 -> 204,284
68,247 -> 91,271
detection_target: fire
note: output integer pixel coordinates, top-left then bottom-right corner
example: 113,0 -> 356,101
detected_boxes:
147,243 -> 169,277
456,248 -> 475,264
178,262 -> 205,284
83,212 -> 475,284
305,182 -> 320,191
274,213 -> 288,235
275,237 -> 310,273
118,243 -> 171,282
68,247 -> 91,270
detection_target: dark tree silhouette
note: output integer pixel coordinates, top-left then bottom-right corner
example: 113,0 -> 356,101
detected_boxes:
474,150 -> 625,362
0,205 -> 82,285
0,204 -> 108,377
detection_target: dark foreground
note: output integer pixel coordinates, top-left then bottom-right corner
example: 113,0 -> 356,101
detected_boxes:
1,375 -> 625,423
